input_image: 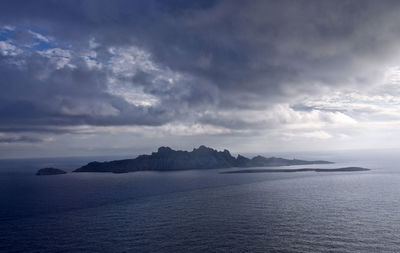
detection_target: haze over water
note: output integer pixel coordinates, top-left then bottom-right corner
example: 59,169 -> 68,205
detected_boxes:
1,150 -> 399,252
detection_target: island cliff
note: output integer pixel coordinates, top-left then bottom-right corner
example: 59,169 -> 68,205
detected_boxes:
74,145 -> 332,173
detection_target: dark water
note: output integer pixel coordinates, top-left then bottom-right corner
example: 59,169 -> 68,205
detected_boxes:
1,151 -> 400,252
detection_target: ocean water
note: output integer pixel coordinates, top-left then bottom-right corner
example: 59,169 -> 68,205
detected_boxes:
1,150 -> 400,252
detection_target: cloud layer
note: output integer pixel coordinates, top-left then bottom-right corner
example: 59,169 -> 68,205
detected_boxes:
1,0 -> 400,157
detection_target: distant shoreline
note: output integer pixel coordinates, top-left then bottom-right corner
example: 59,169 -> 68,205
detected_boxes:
73,146 -> 333,174
221,167 -> 370,174
35,146 -> 370,175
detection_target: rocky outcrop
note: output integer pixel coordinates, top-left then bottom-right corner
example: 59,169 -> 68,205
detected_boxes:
36,167 -> 67,176
74,146 -> 333,173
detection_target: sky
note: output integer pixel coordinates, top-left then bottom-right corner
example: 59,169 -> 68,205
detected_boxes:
1,0 -> 400,158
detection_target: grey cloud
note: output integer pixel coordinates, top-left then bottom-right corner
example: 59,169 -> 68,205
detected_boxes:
0,126 -> 74,134
0,0 -> 400,134
0,52 -> 180,130
290,104 -> 347,114
0,135 -> 43,143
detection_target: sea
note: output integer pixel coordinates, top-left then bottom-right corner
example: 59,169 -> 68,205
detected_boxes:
1,149 -> 400,252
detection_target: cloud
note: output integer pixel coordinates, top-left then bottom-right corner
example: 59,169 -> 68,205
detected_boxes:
0,135 -> 43,143
28,30 -> 52,43
0,40 -> 22,56
1,0 -> 400,155
38,48 -> 75,69
282,130 -> 333,140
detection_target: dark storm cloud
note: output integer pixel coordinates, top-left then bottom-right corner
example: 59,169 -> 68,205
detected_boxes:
0,126 -> 73,134
0,135 -> 42,143
0,0 -> 400,135
0,52 -> 178,131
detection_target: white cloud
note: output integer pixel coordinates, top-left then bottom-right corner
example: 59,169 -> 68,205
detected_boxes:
60,101 -> 120,117
83,50 -> 102,69
299,90 -> 400,123
1,25 -> 15,31
159,123 -> 234,136
283,130 -> 333,140
384,66 -> 400,84
38,48 -> 75,69
108,46 -> 157,76
106,85 -> 159,107
0,40 -> 22,56
28,30 -> 52,43
105,45 -> 185,107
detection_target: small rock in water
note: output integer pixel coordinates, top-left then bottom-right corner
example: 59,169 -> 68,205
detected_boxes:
36,167 -> 67,176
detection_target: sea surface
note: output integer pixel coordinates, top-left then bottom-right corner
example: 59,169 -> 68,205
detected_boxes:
1,150 -> 400,252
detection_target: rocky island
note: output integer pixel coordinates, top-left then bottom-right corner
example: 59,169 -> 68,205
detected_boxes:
74,145 -> 333,173
36,167 -> 67,176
